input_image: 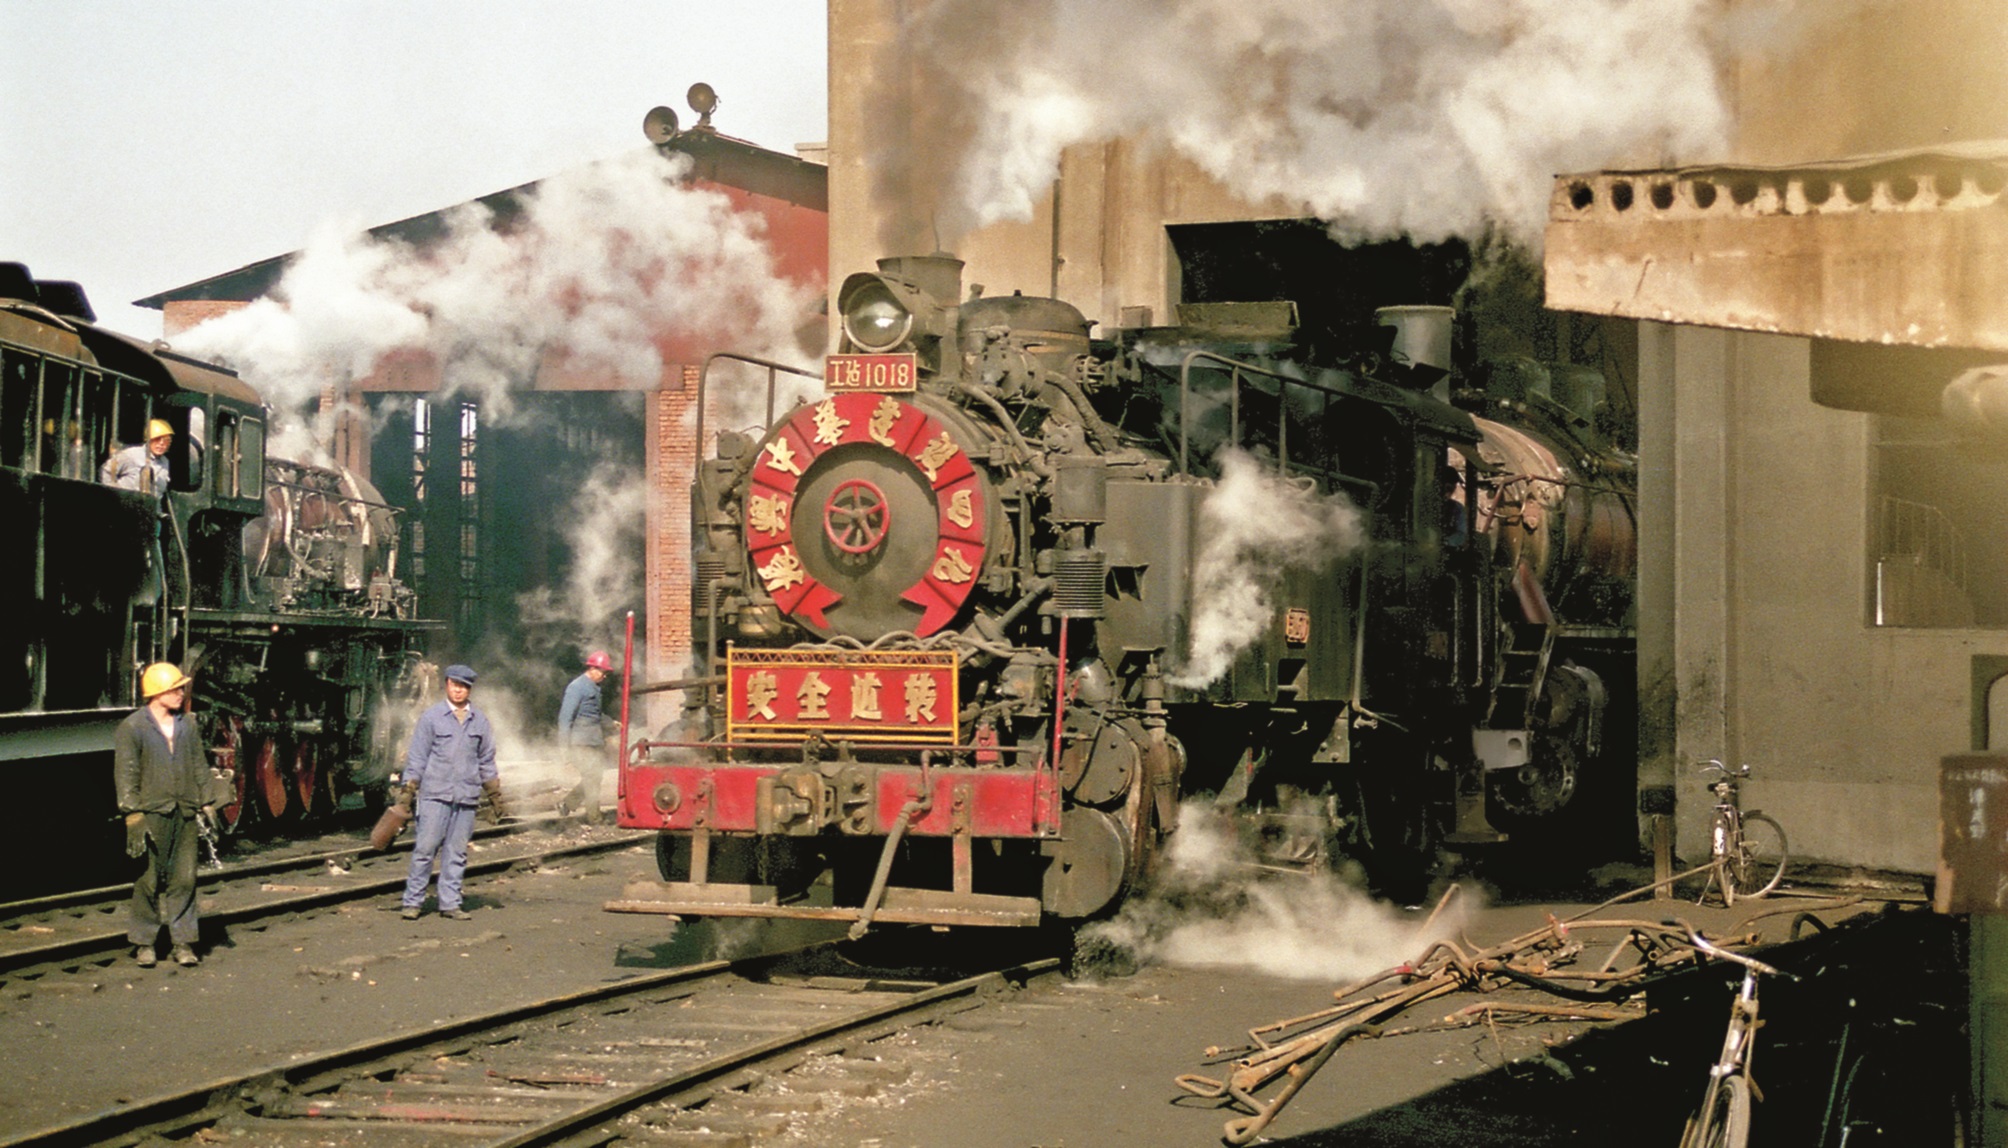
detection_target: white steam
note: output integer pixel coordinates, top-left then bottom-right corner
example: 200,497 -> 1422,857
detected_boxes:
1082,802 -> 1467,981
514,458 -> 649,664
175,148 -> 819,448
1172,448 -> 1365,688
875,0 -> 1778,249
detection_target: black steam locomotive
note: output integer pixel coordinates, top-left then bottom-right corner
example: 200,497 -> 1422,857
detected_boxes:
1,263 -> 433,896
615,251 -> 1636,929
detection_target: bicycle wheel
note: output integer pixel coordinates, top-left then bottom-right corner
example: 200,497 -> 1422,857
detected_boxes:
1728,813 -> 1788,899
1683,1074 -> 1752,1148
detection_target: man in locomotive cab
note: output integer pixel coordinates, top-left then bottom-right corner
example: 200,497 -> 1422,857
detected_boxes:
398,664 -> 502,920
115,662 -> 210,968
555,651 -> 613,824
99,417 -> 174,503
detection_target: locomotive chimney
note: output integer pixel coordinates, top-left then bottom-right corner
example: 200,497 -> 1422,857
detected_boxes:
877,253 -> 964,306
1375,305 -> 1455,400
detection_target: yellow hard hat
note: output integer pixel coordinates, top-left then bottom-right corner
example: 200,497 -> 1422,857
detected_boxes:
146,418 -> 174,442
140,662 -> 191,698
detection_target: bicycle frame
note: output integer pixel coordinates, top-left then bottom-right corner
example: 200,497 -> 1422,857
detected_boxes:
1697,759 -> 1787,905
1681,932 -> 1796,1148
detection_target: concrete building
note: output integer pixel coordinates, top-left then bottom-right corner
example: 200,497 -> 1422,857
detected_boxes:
826,0 -> 2007,876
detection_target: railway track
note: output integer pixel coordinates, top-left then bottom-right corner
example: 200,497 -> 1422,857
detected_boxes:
0,817 -> 644,981
1,941 -> 1060,1147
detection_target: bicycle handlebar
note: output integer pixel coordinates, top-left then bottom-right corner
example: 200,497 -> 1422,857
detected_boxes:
1700,759 -> 1752,779
1686,929 -> 1798,981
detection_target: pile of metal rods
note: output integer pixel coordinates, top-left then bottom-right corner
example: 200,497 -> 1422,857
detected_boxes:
1174,880 -> 1851,1145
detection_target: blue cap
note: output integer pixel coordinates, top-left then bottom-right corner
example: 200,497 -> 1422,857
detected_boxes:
444,664 -> 477,685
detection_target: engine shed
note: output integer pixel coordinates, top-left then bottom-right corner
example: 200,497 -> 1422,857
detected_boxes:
138,117 -> 829,723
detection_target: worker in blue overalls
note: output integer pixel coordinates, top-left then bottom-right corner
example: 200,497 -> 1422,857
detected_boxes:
399,664 -> 501,920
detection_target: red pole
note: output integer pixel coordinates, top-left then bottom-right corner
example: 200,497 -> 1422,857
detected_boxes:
1050,615 -> 1068,789
616,610 -> 635,810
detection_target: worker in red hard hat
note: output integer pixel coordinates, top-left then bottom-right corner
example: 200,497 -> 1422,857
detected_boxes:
556,650 -> 614,824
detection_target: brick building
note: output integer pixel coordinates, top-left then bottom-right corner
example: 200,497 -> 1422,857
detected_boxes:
140,120 -> 828,716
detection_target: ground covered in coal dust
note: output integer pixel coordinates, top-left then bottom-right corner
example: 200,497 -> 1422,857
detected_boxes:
0,821 -> 1964,1147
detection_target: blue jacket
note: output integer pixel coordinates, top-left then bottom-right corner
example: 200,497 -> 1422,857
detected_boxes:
404,700 -> 498,805
557,673 -> 607,747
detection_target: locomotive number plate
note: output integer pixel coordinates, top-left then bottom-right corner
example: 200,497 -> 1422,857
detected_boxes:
825,353 -> 918,393
726,647 -> 958,744
1284,607 -> 1311,646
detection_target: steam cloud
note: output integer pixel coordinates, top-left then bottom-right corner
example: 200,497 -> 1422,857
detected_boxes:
869,0 -> 1804,250
514,459 -> 649,666
1172,448 -> 1365,688
1082,802 -> 1468,981
175,148 -> 820,457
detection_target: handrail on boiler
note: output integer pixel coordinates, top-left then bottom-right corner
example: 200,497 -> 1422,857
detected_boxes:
695,352 -> 822,458
1177,349 -> 1349,478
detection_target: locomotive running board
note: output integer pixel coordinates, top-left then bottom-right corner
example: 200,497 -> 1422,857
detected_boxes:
606,881 -> 1042,928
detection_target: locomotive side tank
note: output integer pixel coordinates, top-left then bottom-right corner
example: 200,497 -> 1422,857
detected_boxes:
614,251 -> 1637,929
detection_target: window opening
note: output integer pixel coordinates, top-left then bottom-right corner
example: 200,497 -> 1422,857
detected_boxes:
411,398 -> 430,580
457,401 -> 480,628
1,349 -> 35,469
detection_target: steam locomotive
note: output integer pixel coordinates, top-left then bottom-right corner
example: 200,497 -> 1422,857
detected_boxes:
615,251 -> 1636,930
1,262 -> 433,895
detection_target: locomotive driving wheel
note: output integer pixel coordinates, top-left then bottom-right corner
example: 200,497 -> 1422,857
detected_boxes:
213,717 -> 249,834
253,735 -> 288,820
293,742 -> 318,817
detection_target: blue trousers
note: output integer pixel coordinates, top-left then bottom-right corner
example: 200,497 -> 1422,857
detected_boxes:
403,799 -> 478,911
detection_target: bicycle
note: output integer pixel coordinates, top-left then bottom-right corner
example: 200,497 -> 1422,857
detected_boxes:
1698,760 -> 1788,906
1679,929 -> 1800,1148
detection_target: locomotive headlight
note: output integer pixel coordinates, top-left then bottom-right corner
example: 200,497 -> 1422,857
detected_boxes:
842,280 -> 914,352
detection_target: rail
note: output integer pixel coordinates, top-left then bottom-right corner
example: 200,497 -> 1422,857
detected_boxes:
0,822 -> 644,979
0,941 -> 1059,1148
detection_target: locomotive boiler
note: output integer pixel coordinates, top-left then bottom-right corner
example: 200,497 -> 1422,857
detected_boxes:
614,251 -> 1636,930
1,262 -> 434,894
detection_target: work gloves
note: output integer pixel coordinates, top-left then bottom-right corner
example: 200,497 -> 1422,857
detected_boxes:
480,778 -> 508,825
124,812 -> 149,858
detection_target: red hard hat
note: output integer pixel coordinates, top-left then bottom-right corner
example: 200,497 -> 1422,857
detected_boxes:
585,651 -> 613,672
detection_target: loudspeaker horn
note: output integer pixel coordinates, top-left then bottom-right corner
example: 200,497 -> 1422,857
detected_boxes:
642,105 -> 680,145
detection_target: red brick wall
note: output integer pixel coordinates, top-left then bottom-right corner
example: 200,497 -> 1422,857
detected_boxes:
646,364 -> 702,726
162,299 -> 247,339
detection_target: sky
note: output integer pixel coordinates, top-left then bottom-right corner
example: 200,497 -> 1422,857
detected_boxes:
0,0 -> 829,337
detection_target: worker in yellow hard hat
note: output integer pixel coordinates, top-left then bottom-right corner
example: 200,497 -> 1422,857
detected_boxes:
100,417 -> 175,501
115,662 -> 211,967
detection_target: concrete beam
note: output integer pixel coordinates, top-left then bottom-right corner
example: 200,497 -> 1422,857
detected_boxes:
1544,144 -> 2008,354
